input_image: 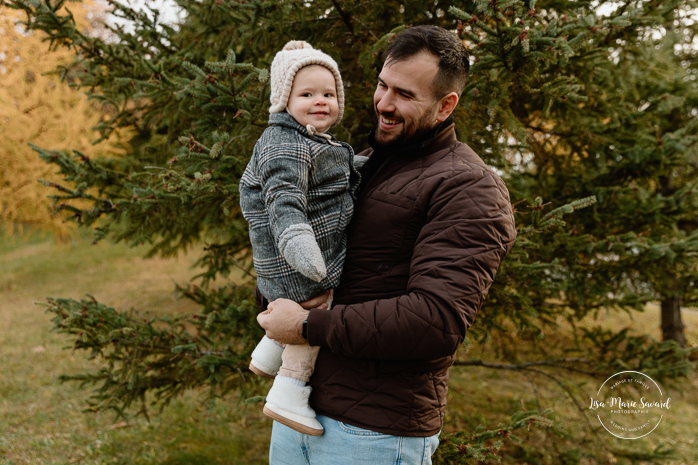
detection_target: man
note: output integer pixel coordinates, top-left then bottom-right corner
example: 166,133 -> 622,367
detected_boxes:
258,25 -> 516,464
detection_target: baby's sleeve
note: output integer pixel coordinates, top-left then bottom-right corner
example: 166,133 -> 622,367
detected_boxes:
353,154 -> 369,171
257,138 -> 312,240
257,137 -> 326,282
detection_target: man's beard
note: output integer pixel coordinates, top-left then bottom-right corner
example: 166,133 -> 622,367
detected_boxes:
373,108 -> 438,149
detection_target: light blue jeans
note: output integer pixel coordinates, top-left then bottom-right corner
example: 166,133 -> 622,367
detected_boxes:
269,415 -> 440,465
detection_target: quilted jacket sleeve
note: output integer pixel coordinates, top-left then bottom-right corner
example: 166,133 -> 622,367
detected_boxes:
307,168 -> 516,361
257,132 -> 312,243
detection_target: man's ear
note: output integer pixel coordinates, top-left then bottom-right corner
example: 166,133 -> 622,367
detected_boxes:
436,92 -> 459,122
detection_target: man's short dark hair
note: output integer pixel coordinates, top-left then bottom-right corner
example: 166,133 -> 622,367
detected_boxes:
382,25 -> 470,100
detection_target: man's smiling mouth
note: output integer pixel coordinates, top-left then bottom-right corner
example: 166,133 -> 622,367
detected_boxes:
381,116 -> 401,125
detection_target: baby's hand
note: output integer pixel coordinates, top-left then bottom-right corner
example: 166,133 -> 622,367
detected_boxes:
279,225 -> 327,282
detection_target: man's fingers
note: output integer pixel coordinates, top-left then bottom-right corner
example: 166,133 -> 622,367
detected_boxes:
257,311 -> 270,328
299,290 -> 331,309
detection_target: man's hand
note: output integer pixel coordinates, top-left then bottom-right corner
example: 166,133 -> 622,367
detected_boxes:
257,298 -> 309,345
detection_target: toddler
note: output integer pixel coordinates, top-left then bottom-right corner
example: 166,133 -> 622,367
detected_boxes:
239,41 -> 363,436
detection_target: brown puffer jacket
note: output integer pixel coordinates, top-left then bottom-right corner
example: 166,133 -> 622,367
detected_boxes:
305,121 -> 517,437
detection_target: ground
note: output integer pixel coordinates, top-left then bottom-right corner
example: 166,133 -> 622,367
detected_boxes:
1,231 -> 696,464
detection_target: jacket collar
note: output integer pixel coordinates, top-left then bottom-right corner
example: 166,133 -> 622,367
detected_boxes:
355,116 -> 458,200
367,114 -> 456,158
269,111 -> 305,132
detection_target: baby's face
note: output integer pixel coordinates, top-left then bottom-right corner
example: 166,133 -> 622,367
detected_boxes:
286,65 -> 339,133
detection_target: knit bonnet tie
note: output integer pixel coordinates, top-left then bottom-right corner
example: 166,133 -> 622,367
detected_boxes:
306,124 -> 342,147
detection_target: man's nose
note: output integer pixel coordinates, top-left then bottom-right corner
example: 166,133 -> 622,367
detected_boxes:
375,90 -> 395,113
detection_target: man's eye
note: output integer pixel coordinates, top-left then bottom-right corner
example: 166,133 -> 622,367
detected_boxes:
400,93 -> 411,99
377,82 -> 387,88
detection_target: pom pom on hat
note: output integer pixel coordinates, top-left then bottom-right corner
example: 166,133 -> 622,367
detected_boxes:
283,40 -> 313,51
269,40 -> 345,124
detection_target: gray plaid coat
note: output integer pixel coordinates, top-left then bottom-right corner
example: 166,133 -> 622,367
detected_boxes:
239,112 -> 362,302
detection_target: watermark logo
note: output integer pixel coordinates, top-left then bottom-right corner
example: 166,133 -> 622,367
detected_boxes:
589,371 -> 670,439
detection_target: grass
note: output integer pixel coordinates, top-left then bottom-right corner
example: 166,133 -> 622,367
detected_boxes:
1,230 -> 697,464
1,231 -> 269,464
444,306 -> 698,464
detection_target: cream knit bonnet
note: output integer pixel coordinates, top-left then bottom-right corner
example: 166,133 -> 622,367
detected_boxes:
269,40 -> 345,124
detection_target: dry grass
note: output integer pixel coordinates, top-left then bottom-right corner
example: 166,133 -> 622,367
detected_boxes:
0,232 -> 270,464
445,305 -> 698,464
1,231 -> 696,464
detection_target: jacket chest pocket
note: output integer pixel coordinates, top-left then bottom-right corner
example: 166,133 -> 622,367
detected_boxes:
349,190 -> 417,274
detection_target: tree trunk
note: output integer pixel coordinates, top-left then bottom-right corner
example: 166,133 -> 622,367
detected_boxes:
661,295 -> 686,347
657,174 -> 687,348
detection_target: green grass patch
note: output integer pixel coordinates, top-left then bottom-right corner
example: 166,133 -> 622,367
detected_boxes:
1,231 -> 696,464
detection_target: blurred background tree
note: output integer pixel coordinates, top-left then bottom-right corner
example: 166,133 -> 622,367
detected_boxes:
2,0 -> 696,461
0,0 -> 133,238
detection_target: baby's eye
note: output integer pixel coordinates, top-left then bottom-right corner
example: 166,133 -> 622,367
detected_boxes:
301,92 -> 312,97
324,93 -> 334,98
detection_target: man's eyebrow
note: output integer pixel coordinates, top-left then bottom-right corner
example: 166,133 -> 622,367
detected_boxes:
377,77 -> 415,97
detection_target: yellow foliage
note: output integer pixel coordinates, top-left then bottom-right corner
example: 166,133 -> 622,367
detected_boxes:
0,2 -> 133,239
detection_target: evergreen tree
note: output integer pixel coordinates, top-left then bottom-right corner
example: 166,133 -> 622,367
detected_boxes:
3,0 -> 696,461
450,0 -> 698,348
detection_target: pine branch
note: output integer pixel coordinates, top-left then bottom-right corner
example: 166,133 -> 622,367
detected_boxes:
452,357 -> 596,377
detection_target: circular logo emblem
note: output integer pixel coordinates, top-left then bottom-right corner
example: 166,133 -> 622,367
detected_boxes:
589,371 -> 670,439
